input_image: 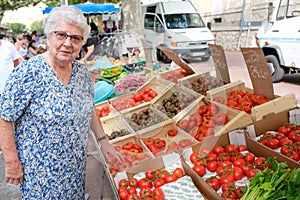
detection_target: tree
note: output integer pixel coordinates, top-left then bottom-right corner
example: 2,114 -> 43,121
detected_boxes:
4,23 -> 27,36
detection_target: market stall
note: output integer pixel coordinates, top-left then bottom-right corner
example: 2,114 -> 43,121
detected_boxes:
89,44 -> 300,200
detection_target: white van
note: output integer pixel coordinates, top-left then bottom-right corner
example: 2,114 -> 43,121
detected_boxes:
142,1 -> 214,63
256,0 -> 300,82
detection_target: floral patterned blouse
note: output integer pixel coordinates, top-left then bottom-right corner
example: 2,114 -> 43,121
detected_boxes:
0,54 -> 94,199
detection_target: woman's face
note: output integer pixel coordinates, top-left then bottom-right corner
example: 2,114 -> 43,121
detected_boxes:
47,20 -> 84,64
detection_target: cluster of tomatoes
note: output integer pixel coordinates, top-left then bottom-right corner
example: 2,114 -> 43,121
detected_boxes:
143,138 -> 167,157
189,144 -> 270,200
111,87 -> 158,111
213,89 -> 270,114
117,167 -> 184,200
161,68 -> 189,83
258,123 -> 300,161
177,103 -> 229,142
108,142 -> 151,174
95,104 -> 111,117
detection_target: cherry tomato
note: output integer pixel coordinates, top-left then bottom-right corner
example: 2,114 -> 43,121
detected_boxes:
206,161 -> 218,172
173,167 -> 184,178
213,145 -> 225,155
128,177 -> 138,188
164,173 -> 178,183
145,168 -> 156,180
237,144 -> 247,152
153,179 -> 165,188
126,187 -> 137,195
118,188 -> 129,200
167,129 -> 178,137
225,144 -> 238,154
126,193 -> 139,200
138,178 -> 152,188
190,152 -> 200,164
245,168 -> 257,179
139,187 -> 152,198
192,165 -> 206,177
118,179 -> 129,188
153,188 -> 164,200
233,166 -> 244,181
205,176 -> 220,191
244,152 -> 255,164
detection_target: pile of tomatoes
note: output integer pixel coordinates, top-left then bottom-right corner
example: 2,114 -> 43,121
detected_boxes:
177,102 -> 229,142
95,104 -> 111,117
258,123 -> 300,162
108,142 -> 151,174
111,87 -> 158,111
189,144 -> 270,200
117,167 -> 184,200
212,89 -> 270,114
143,138 -> 167,157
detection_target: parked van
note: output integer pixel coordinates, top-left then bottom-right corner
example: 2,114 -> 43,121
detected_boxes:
142,1 -> 214,63
256,0 -> 300,82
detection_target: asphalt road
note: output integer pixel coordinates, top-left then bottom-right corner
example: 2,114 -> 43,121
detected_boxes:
0,50 -> 299,200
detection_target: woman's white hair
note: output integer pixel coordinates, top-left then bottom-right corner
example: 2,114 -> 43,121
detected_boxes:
43,5 -> 90,42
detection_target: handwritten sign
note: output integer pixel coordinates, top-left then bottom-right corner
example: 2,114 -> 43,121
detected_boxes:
208,44 -> 231,84
241,48 -> 275,99
158,45 -> 194,75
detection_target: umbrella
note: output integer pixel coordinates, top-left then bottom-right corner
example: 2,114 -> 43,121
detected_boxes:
43,3 -> 120,15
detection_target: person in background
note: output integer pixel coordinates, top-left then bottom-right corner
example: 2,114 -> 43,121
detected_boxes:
36,44 -> 47,55
31,31 -> 39,47
0,5 -> 122,199
14,34 -> 31,61
0,34 -> 20,95
27,39 -> 37,58
80,22 -> 99,62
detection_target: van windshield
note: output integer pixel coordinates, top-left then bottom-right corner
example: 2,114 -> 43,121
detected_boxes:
164,13 -> 206,29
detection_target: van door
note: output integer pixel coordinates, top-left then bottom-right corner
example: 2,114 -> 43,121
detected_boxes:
144,13 -> 165,48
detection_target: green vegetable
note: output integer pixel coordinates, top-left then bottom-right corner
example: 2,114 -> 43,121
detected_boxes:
241,157 -> 300,200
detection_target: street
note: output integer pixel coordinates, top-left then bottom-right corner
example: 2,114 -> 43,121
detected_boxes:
0,50 -> 299,200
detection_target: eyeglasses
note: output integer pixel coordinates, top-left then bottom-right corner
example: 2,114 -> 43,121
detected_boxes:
52,31 -> 84,44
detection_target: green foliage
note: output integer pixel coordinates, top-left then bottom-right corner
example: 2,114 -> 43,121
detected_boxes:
3,23 -> 27,36
30,20 -> 44,36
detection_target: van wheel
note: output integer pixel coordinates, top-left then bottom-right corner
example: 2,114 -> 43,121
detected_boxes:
266,55 -> 284,83
158,49 -> 171,63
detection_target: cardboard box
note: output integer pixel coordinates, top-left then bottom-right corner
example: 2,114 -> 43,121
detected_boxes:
100,113 -> 136,143
175,96 -> 253,137
120,104 -> 169,132
181,128 -> 300,200
152,84 -> 200,120
178,72 -> 225,96
138,119 -> 198,156
245,103 -> 300,169
113,153 -> 206,199
206,80 -> 296,121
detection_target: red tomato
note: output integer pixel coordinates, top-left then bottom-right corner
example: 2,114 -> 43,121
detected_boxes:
245,168 -> 257,179
287,151 -> 300,161
237,144 -> 247,152
266,138 -> 280,149
118,188 -> 129,200
143,138 -> 154,146
221,190 -> 238,200
206,161 -> 218,172
122,142 -> 134,151
213,145 -> 225,155
126,193 -> 139,200
153,179 -> 165,188
118,179 -> 129,188
205,176 -> 220,191
213,96 -> 225,104
167,129 -> 178,137
233,158 -> 246,168
222,182 -> 236,192
219,173 -> 235,185
198,105 -> 209,115
190,152 -> 199,164
139,187 -> 152,198
254,157 -> 269,170
208,103 -> 219,115
164,173 -> 178,183
192,165 -> 206,176
207,153 -> 217,162
212,112 -> 228,125
152,188 -> 164,200
278,124 -> 294,136
233,166 -> 244,181
156,169 -> 169,179
173,167 -> 184,178
225,144 -> 238,154
138,178 -> 152,189
177,119 -> 189,130
244,152 -> 256,164
145,168 -> 156,180
126,187 -> 137,195
128,177 -> 138,188
132,93 -> 143,102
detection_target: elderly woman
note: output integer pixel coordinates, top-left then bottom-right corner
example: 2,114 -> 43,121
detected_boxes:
0,6 -> 121,199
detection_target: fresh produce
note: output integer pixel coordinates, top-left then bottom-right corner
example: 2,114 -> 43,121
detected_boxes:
107,129 -> 132,140
90,66 -> 128,83
212,89 -> 270,114
161,68 -> 190,83
177,102 -> 229,141
107,143 -> 151,174
156,91 -> 197,118
241,158 -> 300,200
167,129 -> 178,137
95,104 -> 111,117
111,87 -> 158,111
117,167 -> 185,200
257,123 -> 300,162
114,74 -> 148,95
183,75 -> 224,95
189,144 -> 272,199
125,108 -> 166,131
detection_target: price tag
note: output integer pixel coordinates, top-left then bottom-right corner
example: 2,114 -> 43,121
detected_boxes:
241,48 -> 275,100
209,44 -> 231,84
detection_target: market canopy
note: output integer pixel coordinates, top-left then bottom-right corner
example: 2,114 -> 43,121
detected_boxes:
42,3 -> 120,15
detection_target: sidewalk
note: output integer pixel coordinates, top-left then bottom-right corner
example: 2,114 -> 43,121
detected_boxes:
0,134 -> 116,200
